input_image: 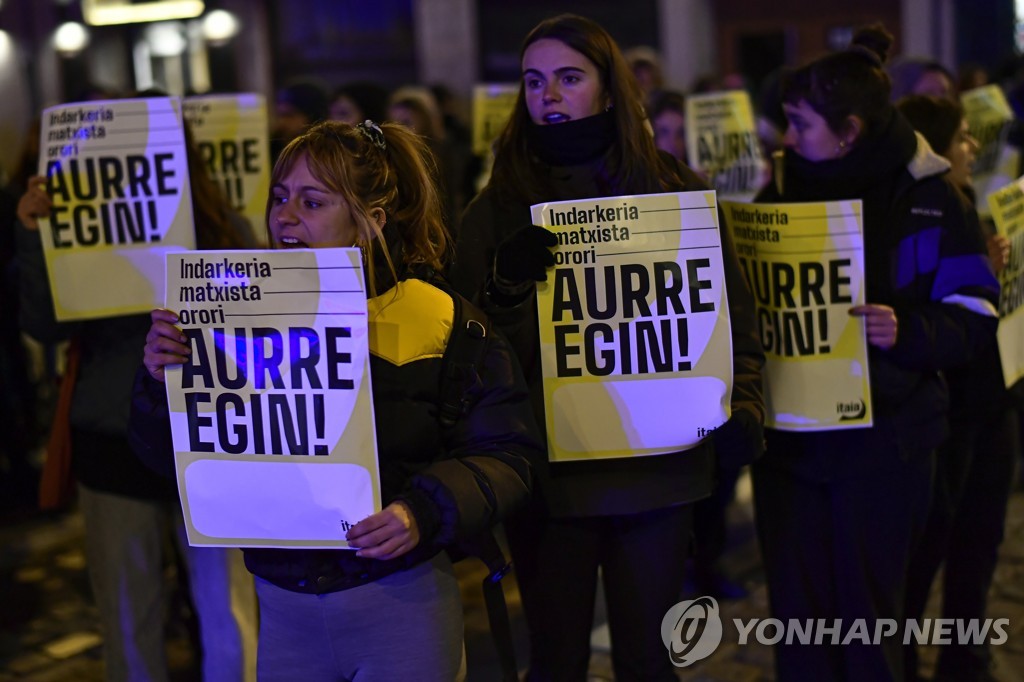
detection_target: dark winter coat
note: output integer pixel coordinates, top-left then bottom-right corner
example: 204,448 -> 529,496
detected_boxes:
449,148 -> 765,518
757,110 -> 1000,478
129,276 -> 541,594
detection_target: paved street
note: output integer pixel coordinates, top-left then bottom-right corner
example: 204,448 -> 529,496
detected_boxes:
2,474 -> 1023,681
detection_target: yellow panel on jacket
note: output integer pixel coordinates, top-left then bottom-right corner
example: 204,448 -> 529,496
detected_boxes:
367,279 -> 454,366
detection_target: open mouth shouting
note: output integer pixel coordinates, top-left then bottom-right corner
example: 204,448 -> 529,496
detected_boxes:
277,235 -> 308,248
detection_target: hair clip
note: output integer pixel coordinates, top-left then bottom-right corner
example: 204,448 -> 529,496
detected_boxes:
356,120 -> 387,151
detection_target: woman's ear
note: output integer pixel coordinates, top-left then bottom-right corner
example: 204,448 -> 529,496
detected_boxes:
369,207 -> 386,230
842,115 -> 864,146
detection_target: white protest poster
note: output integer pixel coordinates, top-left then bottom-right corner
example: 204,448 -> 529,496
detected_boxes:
532,191 -> 733,462
962,85 -> 1020,219
471,83 -> 518,156
722,200 -> 872,430
165,248 -> 380,548
988,180 -> 1024,388
37,97 -> 195,321
686,90 -> 766,203
183,94 -> 270,239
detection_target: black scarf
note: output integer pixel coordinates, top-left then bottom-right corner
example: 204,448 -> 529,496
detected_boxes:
779,107 -> 917,202
525,110 -> 616,166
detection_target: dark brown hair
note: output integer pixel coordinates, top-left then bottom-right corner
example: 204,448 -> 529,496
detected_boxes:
782,24 -> 895,140
649,90 -> 686,120
895,94 -> 964,156
487,13 -> 683,204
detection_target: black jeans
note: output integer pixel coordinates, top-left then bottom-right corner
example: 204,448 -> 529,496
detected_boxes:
753,441 -> 934,682
903,407 -> 1018,679
506,502 -> 694,682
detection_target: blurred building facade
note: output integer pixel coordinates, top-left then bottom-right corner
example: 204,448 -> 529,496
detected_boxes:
0,0 -> 1015,181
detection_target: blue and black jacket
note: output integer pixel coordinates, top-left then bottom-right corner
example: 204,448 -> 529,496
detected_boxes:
757,108 -> 1000,475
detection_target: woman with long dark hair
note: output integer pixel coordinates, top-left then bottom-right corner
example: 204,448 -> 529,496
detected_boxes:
449,14 -> 765,681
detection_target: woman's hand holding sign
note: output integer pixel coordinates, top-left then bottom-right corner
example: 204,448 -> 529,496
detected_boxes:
489,224 -> 558,304
988,234 -> 1010,274
144,308 -> 191,382
849,304 -> 898,350
346,501 -> 420,560
16,176 -> 50,231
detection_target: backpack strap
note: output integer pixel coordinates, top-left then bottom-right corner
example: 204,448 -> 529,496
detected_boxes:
467,533 -> 518,682
438,289 -> 489,428
417,270 -> 520,681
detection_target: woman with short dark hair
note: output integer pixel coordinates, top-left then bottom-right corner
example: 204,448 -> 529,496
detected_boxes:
754,25 -> 999,681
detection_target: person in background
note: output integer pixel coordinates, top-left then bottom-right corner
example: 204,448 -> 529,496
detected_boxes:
272,79 -> 330,161
431,82 -> 483,210
958,62 -> 990,94
449,14 -> 765,681
691,72 -> 749,95
898,93 -> 1018,682
649,89 -> 687,162
430,83 -> 472,148
623,45 -> 664,110
0,176 -> 37,511
15,108 -> 259,682
388,86 -> 473,220
387,86 -> 445,140
753,26 -> 999,681
756,67 -> 789,156
329,81 -> 390,126
648,86 -> 753,599
889,57 -> 957,101
130,119 -> 540,681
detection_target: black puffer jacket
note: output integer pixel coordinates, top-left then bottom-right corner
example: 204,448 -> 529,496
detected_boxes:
449,146 -> 765,518
129,276 -> 540,594
757,109 -> 1000,478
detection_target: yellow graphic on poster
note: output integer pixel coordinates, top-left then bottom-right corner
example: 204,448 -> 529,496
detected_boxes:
183,93 -> 270,241
722,200 -> 872,430
165,248 -> 381,549
36,97 -> 196,321
532,191 -> 733,462
472,83 -> 518,156
962,85 -> 1020,219
988,180 -> 1024,388
686,90 -> 766,203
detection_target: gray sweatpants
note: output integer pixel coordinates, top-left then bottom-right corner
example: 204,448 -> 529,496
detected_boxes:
79,484 -> 258,682
254,552 -> 465,681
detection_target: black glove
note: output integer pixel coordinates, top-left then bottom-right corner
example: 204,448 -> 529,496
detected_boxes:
493,224 -> 557,287
711,409 -> 764,470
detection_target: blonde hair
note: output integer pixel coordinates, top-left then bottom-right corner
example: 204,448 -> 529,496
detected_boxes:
267,120 -> 451,295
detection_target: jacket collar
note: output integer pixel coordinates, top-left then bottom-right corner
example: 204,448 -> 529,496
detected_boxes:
907,131 -> 951,181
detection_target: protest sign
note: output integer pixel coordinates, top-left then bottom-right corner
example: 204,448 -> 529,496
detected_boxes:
183,93 -> 270,238
686,90 -> 766,202
532,191 -> 733,462
471,83 -> 518,156
165,248 -> 380,548
962,85 -> 1020,219
723,200 -> 872,430
988,180 -> 1024,387
37,97 -> 195,321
